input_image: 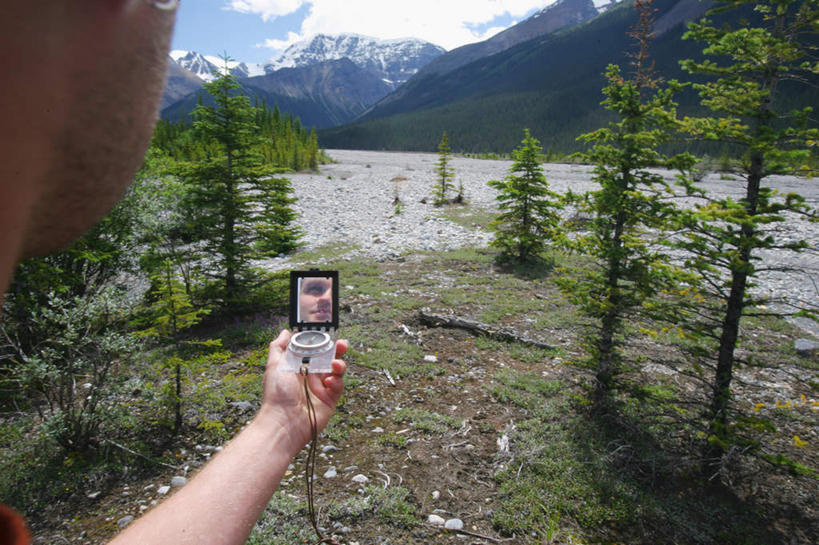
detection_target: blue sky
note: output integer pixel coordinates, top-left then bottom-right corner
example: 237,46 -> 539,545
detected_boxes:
170,0 -> 565,65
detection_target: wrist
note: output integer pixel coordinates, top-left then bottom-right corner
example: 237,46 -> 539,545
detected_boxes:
251,405 -> 305,459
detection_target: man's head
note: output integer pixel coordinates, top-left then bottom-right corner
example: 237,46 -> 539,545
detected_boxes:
0,0 -> 177,293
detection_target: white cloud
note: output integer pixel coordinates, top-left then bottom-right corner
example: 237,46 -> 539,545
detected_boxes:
225,0 -> 308,22
258,31 -> 303,51
234,0 -> 556,53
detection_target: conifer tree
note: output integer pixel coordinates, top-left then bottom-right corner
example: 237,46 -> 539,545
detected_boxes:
181,58 -> 301,305
560,0 -> 696,405
676,0 -> 818,469
434,132 -> 455,205
488,129 -> 562,262
135,260 -> 209,432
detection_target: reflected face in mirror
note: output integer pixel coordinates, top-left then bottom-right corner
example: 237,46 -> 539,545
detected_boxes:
298,277 -> 333,323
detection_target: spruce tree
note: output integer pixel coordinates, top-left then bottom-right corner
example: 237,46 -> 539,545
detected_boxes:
434,132 -> 455,205
181,58 -> 301,305
135,260 -> 209,433
560,0 -> 696,405
676,0 -> 818,470
488,129 -> 562,262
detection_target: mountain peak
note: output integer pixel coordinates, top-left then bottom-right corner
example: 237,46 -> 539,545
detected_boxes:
264,34 -> 445,88
169,50 -> 264,81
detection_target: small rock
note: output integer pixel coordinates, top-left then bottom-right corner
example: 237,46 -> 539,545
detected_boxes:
372,427 -> 384,433
157,486 -> 171,495
445,518 -> 464,531
170,476 -> 187,488
322,445 -> 339,454
497,434 -> 510,453
230,401 -> 254,413
424,355 -> 438,363
87,491 -> 101,500
352,474 -> 369,484
431,490 -> 440,500
324,467 -> 338,479
117,516 -> 134,528
343,465 -> 358,472
795,338 -> 819,357
427,514 -> 446,526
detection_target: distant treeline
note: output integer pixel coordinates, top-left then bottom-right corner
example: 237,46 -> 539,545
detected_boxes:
154,101 -> 323,171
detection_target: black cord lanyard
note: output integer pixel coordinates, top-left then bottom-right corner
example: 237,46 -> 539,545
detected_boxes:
300,368 -> 341,545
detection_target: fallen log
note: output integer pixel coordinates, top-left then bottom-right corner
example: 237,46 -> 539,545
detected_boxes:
417,311 -> 554,350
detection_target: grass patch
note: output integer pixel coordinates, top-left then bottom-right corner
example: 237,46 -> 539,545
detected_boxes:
494,411 -> 649,538
323,412 -> 363,443
392,408 -> 462,434
438,204 -> 496,230
376,431 -> 409,449
291,243 -> 361,265
491,371 -> 793,544
343,327 -> 438,378
475,337 -> 560,364
247,492 -> 314,545
328,485 -> 418,528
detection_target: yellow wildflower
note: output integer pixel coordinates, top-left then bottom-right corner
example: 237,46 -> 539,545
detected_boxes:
793,436 -> 808,448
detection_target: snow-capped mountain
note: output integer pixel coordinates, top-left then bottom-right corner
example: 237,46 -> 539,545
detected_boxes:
169,50 -> 265,82
263,34 -> 445,88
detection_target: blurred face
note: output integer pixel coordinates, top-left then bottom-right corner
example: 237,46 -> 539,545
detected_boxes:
299,278 -> 333,322
3,1 -> 177,258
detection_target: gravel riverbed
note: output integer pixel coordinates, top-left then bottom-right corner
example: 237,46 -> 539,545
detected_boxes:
261,149 -> 819,336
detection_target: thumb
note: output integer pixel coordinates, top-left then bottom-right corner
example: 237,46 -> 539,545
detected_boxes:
267,329 -> 290,370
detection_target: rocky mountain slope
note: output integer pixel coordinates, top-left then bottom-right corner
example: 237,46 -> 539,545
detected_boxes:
160,35 -> 444,127
264,34 -> 445,89
411,0 -> 600,81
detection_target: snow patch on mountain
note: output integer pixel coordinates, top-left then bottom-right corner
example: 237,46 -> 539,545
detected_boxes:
170,50 -> 264,81
263,34 -> 445,88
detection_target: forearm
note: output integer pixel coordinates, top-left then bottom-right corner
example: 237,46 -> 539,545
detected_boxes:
109,414 -> 298,545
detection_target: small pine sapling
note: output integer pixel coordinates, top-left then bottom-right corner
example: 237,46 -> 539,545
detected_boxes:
488,129 -> 562,263
433,132 -> 455,205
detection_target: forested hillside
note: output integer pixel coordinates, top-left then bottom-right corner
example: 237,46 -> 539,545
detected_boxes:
320,0 -> 817,153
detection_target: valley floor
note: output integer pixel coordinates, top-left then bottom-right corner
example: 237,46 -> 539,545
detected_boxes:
279,149 -> 819,334
6,150 -> 818,544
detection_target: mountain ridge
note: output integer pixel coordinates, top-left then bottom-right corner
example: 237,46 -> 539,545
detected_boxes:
161,34 -> 446,126
356,0 -> 601,119
264,34 -> 445,89
319,0 -> 730,152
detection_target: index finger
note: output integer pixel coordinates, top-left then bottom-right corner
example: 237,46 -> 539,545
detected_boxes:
334,338 -> 348,359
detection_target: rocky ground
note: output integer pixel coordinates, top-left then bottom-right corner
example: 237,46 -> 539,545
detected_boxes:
32,246 -> 818,545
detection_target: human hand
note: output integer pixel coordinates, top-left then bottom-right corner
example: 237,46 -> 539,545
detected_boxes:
256,329 -> 347,456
